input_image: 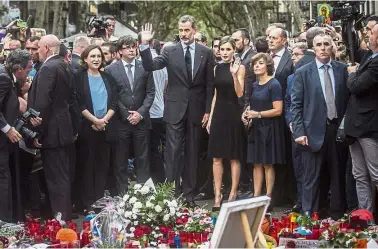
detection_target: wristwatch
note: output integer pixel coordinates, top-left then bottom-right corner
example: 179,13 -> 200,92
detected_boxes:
258,112 -> 262,119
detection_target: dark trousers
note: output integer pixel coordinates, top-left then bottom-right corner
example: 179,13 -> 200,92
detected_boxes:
302,122 -> 344,220
165,117 -> 201,201
150,118 -> 166,184
41,144 -> 75,220
0,145 -> 13,222
113,125 -> 150,194
291,138 -> 303,208
72,137 -> 83,208
81,130 -> 110,208
195,128 -> 213,195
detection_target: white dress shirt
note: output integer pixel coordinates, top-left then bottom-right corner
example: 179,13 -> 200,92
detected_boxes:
122,59 -> 136,85
271,48 -> 285,77
181,41 -> 195,78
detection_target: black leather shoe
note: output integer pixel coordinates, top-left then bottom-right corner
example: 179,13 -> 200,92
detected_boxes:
184,200 -> 199,209
284,204 -> 301,214
194,192 -> 215,201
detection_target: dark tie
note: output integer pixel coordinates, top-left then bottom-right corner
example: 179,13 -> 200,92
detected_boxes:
126,64 -> 134,90
185,46 -> 192,83
323,65 -> 337,120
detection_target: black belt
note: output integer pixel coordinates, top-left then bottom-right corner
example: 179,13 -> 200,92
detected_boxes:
327,118 -> 338,125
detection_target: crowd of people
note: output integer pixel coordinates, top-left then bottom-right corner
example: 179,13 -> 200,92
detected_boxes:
0,13 -> 377,223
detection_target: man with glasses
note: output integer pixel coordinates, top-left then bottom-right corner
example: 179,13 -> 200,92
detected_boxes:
106,35 -> 155,194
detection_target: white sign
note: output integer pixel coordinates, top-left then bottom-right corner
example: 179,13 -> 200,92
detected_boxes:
278,238 -> 326,248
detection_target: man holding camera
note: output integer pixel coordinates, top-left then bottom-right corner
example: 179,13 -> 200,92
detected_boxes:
345,22 -> 378,212
0,49 -> 32,221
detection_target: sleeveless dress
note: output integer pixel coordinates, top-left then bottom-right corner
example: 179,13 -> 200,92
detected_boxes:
208,62 -> 246,159
247,78 -> 286,165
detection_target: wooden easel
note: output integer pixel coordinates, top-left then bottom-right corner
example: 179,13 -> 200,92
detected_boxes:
240,206 -> 268,248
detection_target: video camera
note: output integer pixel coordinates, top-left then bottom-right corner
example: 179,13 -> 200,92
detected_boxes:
332,1 -> 366,30
14,108 -> 40,140
88,16 -> 109,38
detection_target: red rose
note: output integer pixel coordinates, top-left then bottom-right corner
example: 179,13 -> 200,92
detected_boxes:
160,226 -> 168,235
141,225 -> 152,235
176,218 -> 184,225
182,216 -> 189,223
134,228 -> 144,238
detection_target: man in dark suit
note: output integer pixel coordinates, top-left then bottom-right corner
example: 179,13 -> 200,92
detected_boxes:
345,23 -> 378,213
71,36 -> 90,73
267,27 -> 296,207
139,16 -> 214,206
291,34 -> 349,220
106,35 -> 155,194
295,27 -> 324,70
0,50 -> 32,221
27,35 -> 76,220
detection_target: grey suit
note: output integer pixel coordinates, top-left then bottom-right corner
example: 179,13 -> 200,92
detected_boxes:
291,60 -> 349,219
140,42 -> 214,201
106,59 -> 155,194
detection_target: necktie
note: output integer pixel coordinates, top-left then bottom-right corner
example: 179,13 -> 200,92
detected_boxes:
323,65 -> 337,120
185,46 -> 192,83
126,64 -> 134,90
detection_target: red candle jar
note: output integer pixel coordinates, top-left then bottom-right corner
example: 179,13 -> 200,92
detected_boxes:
312,212 -> 319,221
193,232 -> 201,243
187,233 -> 194,243
312,225 -> 320,239
82,221 -> 90,230
202,231 -> 209,242
179,231 -> 188,243
168,231 -> 175,244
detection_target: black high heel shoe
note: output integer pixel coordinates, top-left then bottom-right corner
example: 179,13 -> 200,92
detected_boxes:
212,194 -> 224,212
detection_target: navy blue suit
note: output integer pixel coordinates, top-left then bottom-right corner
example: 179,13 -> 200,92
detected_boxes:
284,74 -> 295,126
291,60 -> 349,219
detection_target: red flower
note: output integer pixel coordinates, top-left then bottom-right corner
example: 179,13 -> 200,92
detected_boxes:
176,218 -> 184,225
182,216 -> 189,223
141,225 -> 152,235
159,226 -> 173,235
134,228 -> 144,238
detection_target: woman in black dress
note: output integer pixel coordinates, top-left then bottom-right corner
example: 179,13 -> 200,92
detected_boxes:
207,36 -> 246,207
242,53 -> 285,200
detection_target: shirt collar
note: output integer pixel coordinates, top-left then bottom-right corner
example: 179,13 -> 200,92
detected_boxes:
241,47 -> 251,60
271,48 -> 285,57
371,52 -> 378,59
315,58 -> 332,69
181,41 -> 195,51
44,54 -> 56,64
122,59 -> 136,67
12,74 -> 16,83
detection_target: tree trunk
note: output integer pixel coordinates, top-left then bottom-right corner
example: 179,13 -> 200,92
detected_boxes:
34,1 -> 47,29
52,1 -> 64,37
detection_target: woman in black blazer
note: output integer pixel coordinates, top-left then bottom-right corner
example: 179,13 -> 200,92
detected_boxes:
75,45 -> 118,210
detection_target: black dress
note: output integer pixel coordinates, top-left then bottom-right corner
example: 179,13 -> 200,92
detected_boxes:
247,78 -> 285,165
208,63 -> 245,160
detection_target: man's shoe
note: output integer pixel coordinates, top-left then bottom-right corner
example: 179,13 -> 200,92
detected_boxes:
194,192 -> 215,201
284,204 -> 301,214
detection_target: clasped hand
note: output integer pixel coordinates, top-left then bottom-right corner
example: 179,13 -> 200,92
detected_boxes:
92,118 -> 108,131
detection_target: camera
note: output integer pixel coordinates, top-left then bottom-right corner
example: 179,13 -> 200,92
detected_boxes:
332,1 -> 366,30
88,16 -> 109,38
14,108 -> 40,140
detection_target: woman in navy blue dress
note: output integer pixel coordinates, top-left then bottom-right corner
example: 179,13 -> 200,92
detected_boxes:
242,53 -> 285,200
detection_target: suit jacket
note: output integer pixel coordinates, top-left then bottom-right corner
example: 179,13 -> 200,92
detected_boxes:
74,70 -> 118,139
295,50 -> 316,70
0,71 -> 19,149
275,48 -> 294,96
106,59 -> 155,129
70,54 -> 81,73
345,54 -> 378,139
27,55 -> 76,148
140,42 -> 214,125
291,60 -> 349,152
241,48 -> 257,109
284,73 -> 295,126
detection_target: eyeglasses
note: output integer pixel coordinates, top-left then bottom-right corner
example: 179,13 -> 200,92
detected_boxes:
292,53 -> 304,57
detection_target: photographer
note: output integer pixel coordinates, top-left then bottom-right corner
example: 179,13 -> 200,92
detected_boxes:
0,49 -> 32,221
344,23 -> 378,213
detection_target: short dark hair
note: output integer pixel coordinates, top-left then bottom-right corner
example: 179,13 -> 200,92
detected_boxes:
199,31 -> 207,42
79,45 -> 106,70
102,42 -> 116,54
219,36 -> 236,50
255,36 -> 269,53
152,39 -> 161,55
251,53 -> 275,76
5,49 -> 32,73
117,35 -> 136,51
59,44 -> 68,57
211,36 -> 222,48
234,28 -> 250,43
367,16 -> 378,23
28,36 -> 41,43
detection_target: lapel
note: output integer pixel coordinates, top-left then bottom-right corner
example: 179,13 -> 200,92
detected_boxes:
331,61 -> 342,109
275,49 -> 290,77
358,53 -> 374,72
193,43 -> 204,81
310,61 -> 326,105
133,60 -> 143,91
82,71 -> 94,114
116,60 -> 131,91
172,43 -> 190,84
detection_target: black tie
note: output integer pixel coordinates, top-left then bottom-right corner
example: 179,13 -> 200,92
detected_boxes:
185,46 -> 192,83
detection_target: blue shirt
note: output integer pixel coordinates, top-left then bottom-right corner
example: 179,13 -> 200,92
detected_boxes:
149,49 -> 167,118
315,59 -> 336,100
88,74 -> 108,118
